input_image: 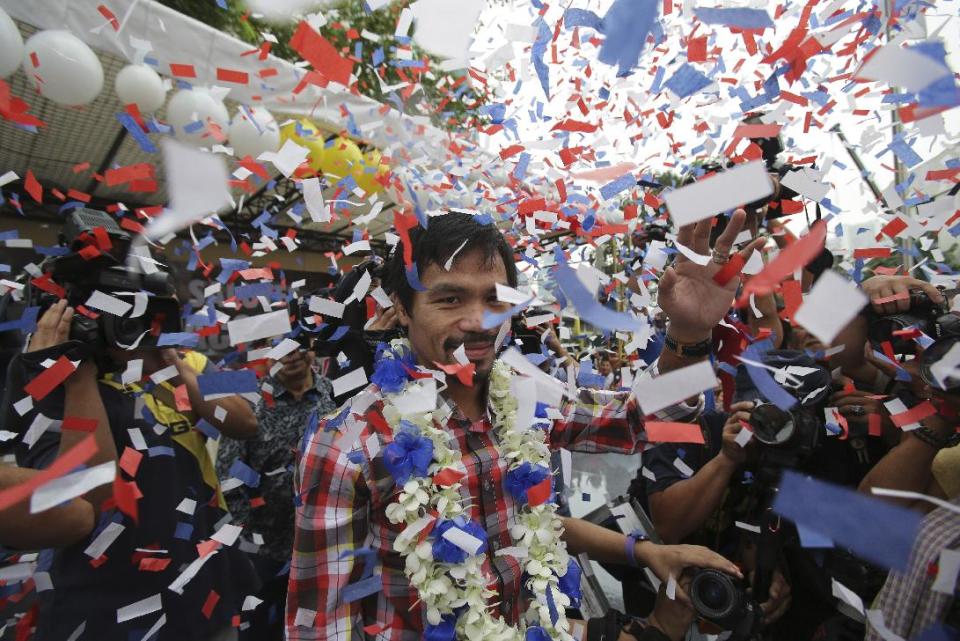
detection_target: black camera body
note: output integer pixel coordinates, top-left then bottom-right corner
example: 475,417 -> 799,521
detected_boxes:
690,569 -> 763,640
866,287 -> 960,391
732,350 -> 834,471
27,209 -> 181,352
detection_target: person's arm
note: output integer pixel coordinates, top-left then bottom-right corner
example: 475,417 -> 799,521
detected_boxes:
0,465 -> 96,549
286,411 -> 370,640
25,301 -> 117,509
560,517 -> 741,606
648,405 -> 751,543
858,417 -> 956,510
164,350 -> 258,440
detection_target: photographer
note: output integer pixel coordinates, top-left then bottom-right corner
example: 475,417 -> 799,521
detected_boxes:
216,342 -> 336,641
3,210 -> 260,641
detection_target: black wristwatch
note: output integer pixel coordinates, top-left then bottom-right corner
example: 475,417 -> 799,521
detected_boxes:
911,425 -> 960,450
664,333 -> 712,358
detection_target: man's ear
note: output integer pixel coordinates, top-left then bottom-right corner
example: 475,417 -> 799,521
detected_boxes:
392,294 -> 411,327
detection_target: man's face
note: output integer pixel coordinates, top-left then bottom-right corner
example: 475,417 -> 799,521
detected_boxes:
396,248 -> 510,381
597,359 -> 612,376
608,354 -> 622,370
274,349 -> 313,387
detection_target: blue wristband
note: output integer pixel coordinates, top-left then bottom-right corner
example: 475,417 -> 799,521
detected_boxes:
624,530 -> 649,567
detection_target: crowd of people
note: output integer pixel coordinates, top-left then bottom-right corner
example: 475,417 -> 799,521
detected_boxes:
0,205 -> 958,641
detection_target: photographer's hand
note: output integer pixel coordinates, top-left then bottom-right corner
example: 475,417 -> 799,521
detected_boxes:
640,544 -> 743,607
368,306 -> 398,331
26,300 -> 73,352
646,572 -> 696,641
861,275 -> 943,315
757,566 -> 792,624
720,401 -> 754,465
162,349 -> 258,440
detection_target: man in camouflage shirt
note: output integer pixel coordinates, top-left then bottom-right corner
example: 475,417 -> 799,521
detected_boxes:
217,348 -> 336,641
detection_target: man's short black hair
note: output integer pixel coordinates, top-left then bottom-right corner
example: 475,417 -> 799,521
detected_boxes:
385,212 -> 518,315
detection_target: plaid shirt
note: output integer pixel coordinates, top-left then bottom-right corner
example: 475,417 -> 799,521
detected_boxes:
866,496 -> 960,641
286,382 -> 646,640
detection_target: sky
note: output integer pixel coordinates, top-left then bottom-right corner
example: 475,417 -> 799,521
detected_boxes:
453,0 -> 960,256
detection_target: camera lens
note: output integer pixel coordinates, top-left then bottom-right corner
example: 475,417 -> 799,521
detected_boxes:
691,569 -> 738,618
920,336 -> 960,392
749,403 -> 795,446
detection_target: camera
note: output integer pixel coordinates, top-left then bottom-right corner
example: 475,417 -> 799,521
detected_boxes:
732,350 -> 833,470
690,569 -> 762,640
25,208 -> 182,352
866,288 -> 960,391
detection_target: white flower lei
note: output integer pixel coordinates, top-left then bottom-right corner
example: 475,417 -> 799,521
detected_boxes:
379,338 -> 575,641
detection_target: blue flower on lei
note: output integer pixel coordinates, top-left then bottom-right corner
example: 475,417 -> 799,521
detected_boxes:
424,613 -> 457,641
431,518 -> 487,565
382,423 -> 434,487
371,342 -> 416,393
525,626 -> 551,641
557,557 -> 582,607
504,462 -> 552,506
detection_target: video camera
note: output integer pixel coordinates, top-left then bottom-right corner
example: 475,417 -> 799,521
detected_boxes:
25,208 -> 182,353
866,287 -> 960,392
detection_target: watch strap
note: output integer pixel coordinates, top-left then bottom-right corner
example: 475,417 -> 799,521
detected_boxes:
625,530 -> 650,567
664,333 -> 712,358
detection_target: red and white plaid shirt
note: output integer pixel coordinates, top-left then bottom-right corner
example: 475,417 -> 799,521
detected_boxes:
285,383 -> 647,640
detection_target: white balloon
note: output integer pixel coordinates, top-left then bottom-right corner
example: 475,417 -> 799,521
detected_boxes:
0,7 -> 23,78
115,64 -> 166,113
228,106 -> 280,159
22,30 -> 103,106
166,88 -> 229,147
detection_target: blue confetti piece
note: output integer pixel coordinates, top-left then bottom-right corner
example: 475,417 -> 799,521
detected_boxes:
116,112 -> 157,153
664,63 -> 712,99
740,342 -> 797,411
773,470 -> 922,571
888,139 -> 923,168
341,574 -> 382,603
555,261 -> 644,332
173,522 -> 194,540
563,8 -> 602,30
228,458 -> 261,489
156,332 -> 200,348
482,301 -> 530,330
148,446 -> 176,457
405,264 -> 427,292
194,419 -> 220,441
513,152 -> 531,181
695,7 -> 773,29
532,19 -> 552,97
197,369 -> 259,398
796,522 -> 834,548
599,172 -> 636,201
597,0 -> 659,77
183,120 -> 204,134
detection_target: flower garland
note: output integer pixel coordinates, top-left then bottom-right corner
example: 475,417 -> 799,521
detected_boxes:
375,339 -> 580,641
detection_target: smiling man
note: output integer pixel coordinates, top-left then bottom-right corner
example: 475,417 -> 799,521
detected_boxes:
286,211 -> 756,641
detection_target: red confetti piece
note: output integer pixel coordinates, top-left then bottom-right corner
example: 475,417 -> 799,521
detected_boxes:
645,421 -> 706,444
0,435 -> 97,511
119,447 -> 143,477
24,170 -> 42,203
527,476 -> 553,506
169,63 -> 197,78
72,162 -> 91,173
878,217 -> 908,241
687,36 -> 707,63
201,590 -> 220,619
890,400 -> 937,428
138,557 -> 172,572
872,290 -> 910,305
216,67 -> 249,84
97,4 -> 120,30
433,361 -> 476,386
433,467 -> 465,487
712,252 -> 746,286
289,21 -> 354,86
62,416 -> 98,433
24,356 -> 76,401
550,118 -> 598,133
853,247 -> 891,259
738,220 -> 826,305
